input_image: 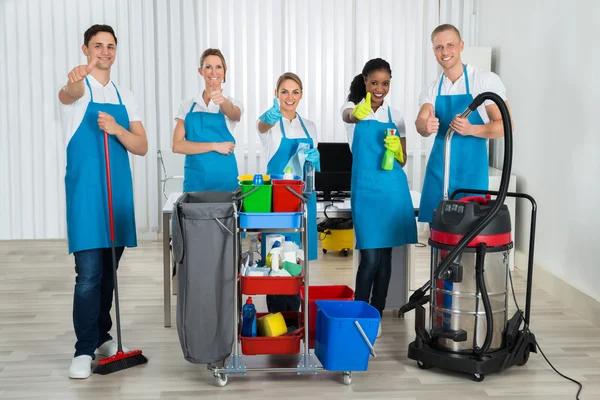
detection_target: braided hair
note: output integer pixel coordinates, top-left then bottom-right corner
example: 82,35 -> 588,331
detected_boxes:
346,58 -> 392,104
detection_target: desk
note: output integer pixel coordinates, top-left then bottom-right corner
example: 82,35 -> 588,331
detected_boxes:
162,192 -> 182,327
317,191 -> 421,314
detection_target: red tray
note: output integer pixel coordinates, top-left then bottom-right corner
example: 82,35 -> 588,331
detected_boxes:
240,275 -> 304,295
240,312 -> 304,355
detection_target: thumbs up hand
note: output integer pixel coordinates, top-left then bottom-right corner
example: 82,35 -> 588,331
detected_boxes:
67,59 -> 97,83
208,78 -> 226,105
259,98 -> 283,125
351,92 -> 372,121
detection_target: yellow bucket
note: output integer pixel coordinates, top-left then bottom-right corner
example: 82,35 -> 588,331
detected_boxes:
238,174 -> 270,183
320,228 -> 354,256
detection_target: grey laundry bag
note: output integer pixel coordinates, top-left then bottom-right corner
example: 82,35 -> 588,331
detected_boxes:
172,191 -> 237,364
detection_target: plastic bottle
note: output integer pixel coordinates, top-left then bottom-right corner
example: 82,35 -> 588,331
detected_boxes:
283,166 -> 294,180
382,128 -> 396,171
247,233 -> 261,266
252,173 -> 264,185
304,161 -> 315,194
242,297 -> 257,337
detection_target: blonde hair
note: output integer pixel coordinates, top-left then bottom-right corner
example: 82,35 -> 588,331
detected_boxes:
431,24 -> 462,42
276,72 -> 303,92
199,48 -> 228,83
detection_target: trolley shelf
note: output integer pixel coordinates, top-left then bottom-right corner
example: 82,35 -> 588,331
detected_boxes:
239,211 -> 302,229
241,275 -> 304,296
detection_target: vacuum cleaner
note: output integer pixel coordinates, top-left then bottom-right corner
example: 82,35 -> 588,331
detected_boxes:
400,92 -> 537,382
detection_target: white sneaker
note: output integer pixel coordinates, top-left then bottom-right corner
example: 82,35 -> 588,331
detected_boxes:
69,355 -> 92,379
95,340 -> 129,357
377,323 -> 382,338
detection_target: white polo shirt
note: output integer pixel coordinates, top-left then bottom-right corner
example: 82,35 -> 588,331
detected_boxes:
58,75 -> 142,147
418,63 -> 507,124
175,93 -> 244,134
340,100 -> 406,150
256,115 -> 319,170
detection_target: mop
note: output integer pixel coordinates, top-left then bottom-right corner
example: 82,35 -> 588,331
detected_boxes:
93,131 -> 148,375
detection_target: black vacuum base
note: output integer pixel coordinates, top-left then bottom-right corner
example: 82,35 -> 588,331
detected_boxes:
407,331 -> 536,382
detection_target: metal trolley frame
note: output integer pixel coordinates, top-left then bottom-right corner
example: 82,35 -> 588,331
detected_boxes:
207,188 -> 354,386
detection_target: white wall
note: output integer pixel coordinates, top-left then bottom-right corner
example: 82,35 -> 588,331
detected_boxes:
477,0 -> 600,301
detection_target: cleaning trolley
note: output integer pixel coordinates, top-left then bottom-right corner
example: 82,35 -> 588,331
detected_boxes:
206,174 -> 379,386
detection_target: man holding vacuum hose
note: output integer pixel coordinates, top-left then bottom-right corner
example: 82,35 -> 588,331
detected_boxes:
58,24 -> 147,379
417,24 -> 512,223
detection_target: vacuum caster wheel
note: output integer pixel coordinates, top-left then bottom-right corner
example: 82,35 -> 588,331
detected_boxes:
342,371 -> 352,385
517,346 -> 530,366
215,373 -> 228,387
342,249 -> 349,257
472,373 -> 485,382
322,249 -> 328,254
417,360 -> 433,370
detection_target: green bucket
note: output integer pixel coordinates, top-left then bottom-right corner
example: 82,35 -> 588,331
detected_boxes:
239,180 -> 272,212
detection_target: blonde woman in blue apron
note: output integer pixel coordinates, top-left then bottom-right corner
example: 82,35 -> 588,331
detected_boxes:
341,58 -> 417,337
257,72 -> 320,313
58,25 -> 148,378
172,48 -> 243,192
417,24 -> 511,223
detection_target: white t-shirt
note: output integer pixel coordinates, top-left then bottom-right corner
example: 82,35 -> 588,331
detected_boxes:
256,115 -> 318,171
58,75 -> 142,147
418,64 -> 507,124
340,100 -> 406,150
175,93 -> 244,134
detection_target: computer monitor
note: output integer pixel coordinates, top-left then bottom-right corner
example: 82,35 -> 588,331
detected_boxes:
315,142 -> 353,201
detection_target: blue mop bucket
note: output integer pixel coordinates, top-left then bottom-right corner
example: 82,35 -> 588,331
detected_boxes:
314,300 -> 380,371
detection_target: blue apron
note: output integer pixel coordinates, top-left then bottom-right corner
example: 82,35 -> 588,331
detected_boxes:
419,64 -> 488,223
261,115 -> 318,262
183,102 -> 239,192
351,107 -> 417,250
65,78 -> 137,254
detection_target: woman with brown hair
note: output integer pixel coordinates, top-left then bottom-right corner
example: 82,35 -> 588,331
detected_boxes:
257,72 -> 320,312
172,48 -> 243,192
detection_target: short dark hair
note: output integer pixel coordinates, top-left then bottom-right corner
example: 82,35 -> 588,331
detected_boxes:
83,24 -> 118,47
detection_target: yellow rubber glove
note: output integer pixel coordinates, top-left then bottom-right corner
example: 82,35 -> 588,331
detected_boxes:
352,92 -> 372,121
384,134 -> 400,153
394,146 -> 405,163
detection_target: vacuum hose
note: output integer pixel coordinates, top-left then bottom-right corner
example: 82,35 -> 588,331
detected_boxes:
403,92 -> 513,311
475,243 -> 493,355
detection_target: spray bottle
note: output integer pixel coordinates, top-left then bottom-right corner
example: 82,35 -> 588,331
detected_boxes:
382,128 -> 397,171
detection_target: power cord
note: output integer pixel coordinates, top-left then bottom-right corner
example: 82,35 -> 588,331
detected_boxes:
508,270 -> 583,399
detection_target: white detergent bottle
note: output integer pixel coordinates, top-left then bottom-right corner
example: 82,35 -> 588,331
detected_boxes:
283,166 -> 294,180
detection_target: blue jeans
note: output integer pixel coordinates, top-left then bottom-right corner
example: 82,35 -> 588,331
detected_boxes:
354,248 -> 393,317
73,247 -> 124,357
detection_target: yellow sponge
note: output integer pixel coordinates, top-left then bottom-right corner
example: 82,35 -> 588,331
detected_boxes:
257,312 -> 287,337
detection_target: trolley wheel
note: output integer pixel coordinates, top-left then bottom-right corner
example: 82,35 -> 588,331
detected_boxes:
215,373 -> 228,387
342,371 -> 352,385
322,249 -> 328,254
517,346 -> 530,366
342,249 -> 349,257
417,360 -> 433,370
472,373 -> 485,382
